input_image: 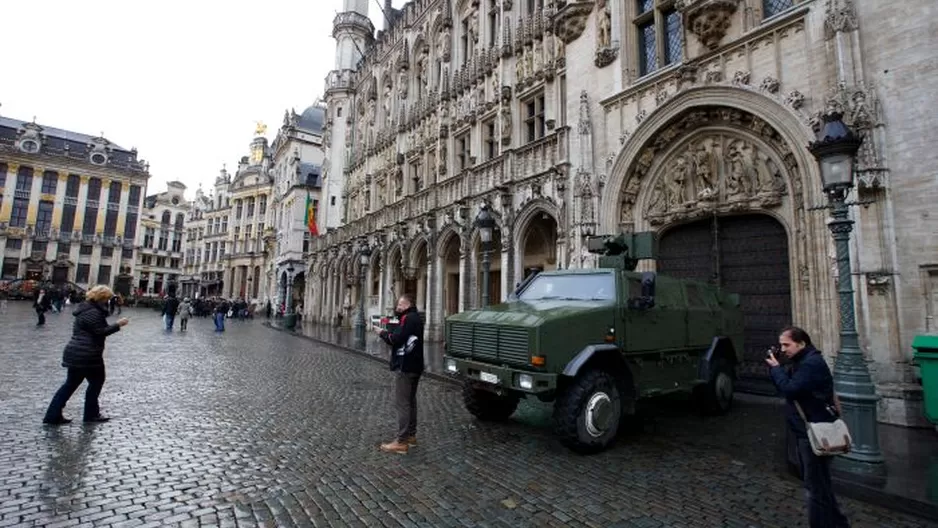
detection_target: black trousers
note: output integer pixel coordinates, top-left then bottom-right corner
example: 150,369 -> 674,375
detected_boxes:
180,318 -> 189,331
44,366 -> 106,421
35,307 -> 45,325
395,372 -> 421,442
797,437 -> 850,527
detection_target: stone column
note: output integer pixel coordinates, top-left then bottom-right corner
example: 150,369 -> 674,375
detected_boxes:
432,251 -> 446,341
377,254 -> 387,316
458,237 -> 469,312
500,240 -> 511,303
425,241 -> 437,339
0,163 -> 16,221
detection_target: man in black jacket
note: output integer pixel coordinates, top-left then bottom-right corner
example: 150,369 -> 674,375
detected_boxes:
373,294 -> 424,454
161,294 -> 180,331
767,326 -> 850,528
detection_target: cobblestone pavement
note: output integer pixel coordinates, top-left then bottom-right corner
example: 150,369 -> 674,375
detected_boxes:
0,302 -> 933,528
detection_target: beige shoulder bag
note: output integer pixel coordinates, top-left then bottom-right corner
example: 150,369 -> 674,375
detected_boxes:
794,399 -> 852,456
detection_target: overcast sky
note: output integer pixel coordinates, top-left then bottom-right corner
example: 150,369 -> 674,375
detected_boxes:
1,0 -> 401,198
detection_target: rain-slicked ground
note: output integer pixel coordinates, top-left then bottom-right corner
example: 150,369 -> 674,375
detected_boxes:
0,302 -> 933,527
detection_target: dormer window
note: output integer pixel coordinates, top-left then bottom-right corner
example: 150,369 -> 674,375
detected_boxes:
90,152 -> 107,165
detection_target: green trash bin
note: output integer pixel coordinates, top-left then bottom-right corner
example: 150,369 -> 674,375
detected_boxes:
283,313 -> 297,331
912,334 -> 938,425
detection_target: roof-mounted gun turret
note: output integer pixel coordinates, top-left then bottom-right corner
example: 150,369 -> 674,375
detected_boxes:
586,232 -> 658,271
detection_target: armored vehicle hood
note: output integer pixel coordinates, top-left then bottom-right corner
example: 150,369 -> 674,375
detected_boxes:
446,299 -> 613,328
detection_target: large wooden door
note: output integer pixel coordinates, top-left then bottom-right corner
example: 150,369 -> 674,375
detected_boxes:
658,214 -> 791,384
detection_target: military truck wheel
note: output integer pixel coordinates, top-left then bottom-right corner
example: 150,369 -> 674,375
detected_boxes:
698,358 -> 735,415
462,381 -> 520,421
553,369 -> 622,454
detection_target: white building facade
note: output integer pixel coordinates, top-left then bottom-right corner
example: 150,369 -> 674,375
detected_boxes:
268,106 -> 327,314
135,181 -> 188,296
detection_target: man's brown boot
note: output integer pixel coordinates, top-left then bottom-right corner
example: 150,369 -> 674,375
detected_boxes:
405,436 -> 417,446
379,440 -> 408,454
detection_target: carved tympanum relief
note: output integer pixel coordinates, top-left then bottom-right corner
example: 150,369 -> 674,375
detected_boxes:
617,107 -> 802,230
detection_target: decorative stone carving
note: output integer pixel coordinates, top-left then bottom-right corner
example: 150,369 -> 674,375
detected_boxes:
705,69 -> 723,84
759,76 -> 780,94
678,0 -> 741,51
824,0 -> 858,40
818,81 -> 886,189
594,47 -> 618,68
655,89 -> 669,107
500,108 -> 512,145
553,1 -> 595,44
438,26 -> 452,62
690,139 -> 717,199
732,70 -> 750,86
784,90 -> 805,109
596,0 -> 612,49
619,107 -> 794,227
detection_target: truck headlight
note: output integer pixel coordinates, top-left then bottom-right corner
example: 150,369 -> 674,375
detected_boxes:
446,359 -> 458,373
518,374 -> 533,390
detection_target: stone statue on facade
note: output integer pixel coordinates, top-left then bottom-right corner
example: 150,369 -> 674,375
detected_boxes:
667,157 -> 688,209
398,70 -> 409,99
500,107 -> 512,145
725,140 -> 753,200
597,0 -> 612,49
691,141 -> 716,198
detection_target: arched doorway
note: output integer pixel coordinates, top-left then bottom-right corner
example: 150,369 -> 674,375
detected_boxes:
409,239 -> 429,310
292,272 -> 306,311
658,214 -> 791,384
518,210 -> 558,282
439,231 -> 461,317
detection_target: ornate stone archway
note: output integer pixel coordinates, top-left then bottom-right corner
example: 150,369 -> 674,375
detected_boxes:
602,87 -> 841,371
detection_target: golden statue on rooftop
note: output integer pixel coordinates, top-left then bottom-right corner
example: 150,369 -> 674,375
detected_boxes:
255,121 -> 268,136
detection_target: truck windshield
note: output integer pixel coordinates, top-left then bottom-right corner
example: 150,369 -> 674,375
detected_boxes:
518,273 -> 615,302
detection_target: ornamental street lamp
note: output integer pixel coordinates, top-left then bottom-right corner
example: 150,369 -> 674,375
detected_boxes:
355,242 -> 372,344
475,204 -> 496,308
808,111 -> 885,477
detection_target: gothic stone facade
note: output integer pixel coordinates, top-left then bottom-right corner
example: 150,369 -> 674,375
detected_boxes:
309,0 -> 937,427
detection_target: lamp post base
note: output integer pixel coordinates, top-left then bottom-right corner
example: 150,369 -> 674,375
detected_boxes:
832,454 -> 887,483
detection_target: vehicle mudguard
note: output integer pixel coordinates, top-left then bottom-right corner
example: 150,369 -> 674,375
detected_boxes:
562,344 -> 621,377
697,336 -> 737,381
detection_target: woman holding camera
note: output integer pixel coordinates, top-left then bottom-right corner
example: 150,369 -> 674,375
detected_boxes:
43,285 -> 129,424
766,326 -> 850,527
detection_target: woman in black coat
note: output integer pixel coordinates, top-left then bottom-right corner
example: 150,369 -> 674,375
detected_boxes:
43,285 -> 129,424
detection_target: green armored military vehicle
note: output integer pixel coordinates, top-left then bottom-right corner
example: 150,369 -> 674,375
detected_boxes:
443,232 -> 745,453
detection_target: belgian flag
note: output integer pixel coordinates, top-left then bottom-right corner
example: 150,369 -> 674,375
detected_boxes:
304,192 -> 319,236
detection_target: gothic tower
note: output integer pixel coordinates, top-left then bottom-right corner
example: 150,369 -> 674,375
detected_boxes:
321,0 -> 374,233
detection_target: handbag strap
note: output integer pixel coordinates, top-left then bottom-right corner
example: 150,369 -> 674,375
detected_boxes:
793,400 -> 809,423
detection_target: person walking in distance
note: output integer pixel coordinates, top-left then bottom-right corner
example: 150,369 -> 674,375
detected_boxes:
213,298 -> 229,332
161,294 -> 180,331
177,297 -> 193,331
33,288 -> 51,326
373,294 -> 425,454
43,285 -> 129,424
766,326 -> 850,528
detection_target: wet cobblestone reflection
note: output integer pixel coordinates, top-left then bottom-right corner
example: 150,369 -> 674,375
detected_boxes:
0,303 -> 932,527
